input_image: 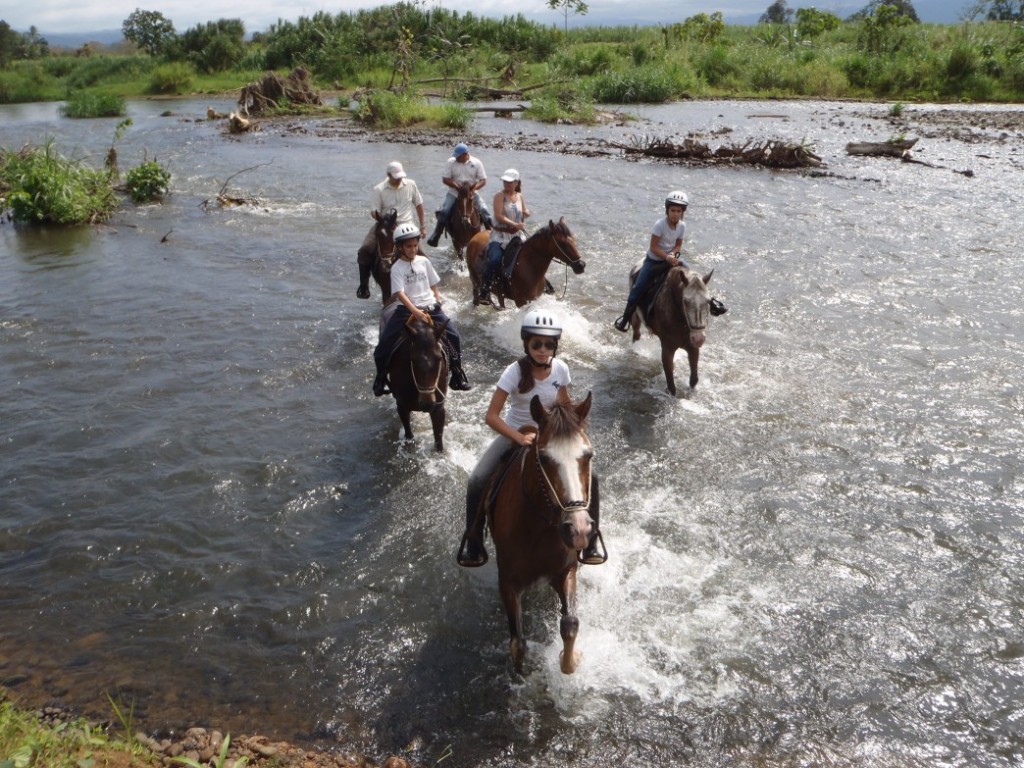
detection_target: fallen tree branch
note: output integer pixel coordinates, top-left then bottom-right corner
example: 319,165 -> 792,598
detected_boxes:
200,162 -> 273,210
611,135 -> 823,168
846,138 -> 918,157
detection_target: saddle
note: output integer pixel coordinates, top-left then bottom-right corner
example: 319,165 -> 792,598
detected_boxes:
638,261 -> 673,317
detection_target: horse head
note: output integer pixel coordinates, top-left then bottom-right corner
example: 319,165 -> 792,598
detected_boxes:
455,183 -> 478,227
547,218 -> 586,275
374,208 -> 399,272
404,315 -> 448,409
529,390 -> 594,553
672,267 -> 713,348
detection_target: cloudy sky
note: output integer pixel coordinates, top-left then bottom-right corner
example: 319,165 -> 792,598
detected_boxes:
4,0 -> 967,37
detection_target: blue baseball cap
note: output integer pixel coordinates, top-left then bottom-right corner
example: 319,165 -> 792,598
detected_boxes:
453,143 -> 469,157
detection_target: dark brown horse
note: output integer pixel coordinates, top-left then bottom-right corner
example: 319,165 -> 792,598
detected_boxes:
385,315 -> 449,451
465,218 -> 586,309
487,390 -> 595,674
369,208 -> 398,305
444,183 -> 482,260
629,265 -> 715,395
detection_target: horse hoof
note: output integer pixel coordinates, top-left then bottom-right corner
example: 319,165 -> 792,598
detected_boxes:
559,649 -> 581,674
356,286 -> 371,299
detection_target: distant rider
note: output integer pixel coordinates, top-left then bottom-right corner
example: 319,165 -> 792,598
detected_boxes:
425,143 -> 493,248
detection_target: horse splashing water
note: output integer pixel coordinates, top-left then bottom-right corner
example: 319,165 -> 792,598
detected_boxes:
487,390 -> 595,674
629,265 -> 715,395
465,218 -> 585,309
384,315 -> 449,451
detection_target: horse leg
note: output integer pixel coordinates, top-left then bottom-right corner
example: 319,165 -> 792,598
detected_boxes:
687,346 -> 700,390
397,402 -> 414,441
429,403 -> 445,452
661,344 -> 678,396
556,567 -> 581,674
500,579 -> 527,672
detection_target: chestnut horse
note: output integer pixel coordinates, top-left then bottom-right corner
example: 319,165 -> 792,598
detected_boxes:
629,264 -> 715,395
465,218 -> 586,309
385,315 -> 449,451
443,183 -> 482,260
369,208 -> 398,305
488,390 -> 595,674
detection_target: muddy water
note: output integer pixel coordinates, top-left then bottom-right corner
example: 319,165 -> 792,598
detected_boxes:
2,98 -> 1023,767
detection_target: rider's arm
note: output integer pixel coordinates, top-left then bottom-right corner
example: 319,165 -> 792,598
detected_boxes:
650,234 -> 683,267
520,195 -> 530,222
415,202 -> 426,232
396,290 -> 430,322
486,388 -> 534,446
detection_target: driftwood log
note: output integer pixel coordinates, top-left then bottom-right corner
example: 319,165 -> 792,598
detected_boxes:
846,138 -> 918,157
238,67 -> 322,116
611,135 -> 823,169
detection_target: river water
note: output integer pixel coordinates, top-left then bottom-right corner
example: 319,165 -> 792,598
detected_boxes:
2,97 -> 1023,767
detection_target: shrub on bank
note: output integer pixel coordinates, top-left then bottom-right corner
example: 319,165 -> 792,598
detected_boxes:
148,62 -> 196,95
59,92 -> 127,118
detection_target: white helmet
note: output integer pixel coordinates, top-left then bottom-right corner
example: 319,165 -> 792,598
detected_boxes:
665,190 -> 689,209
394,222 -> 421,242
521,308 -> 562,340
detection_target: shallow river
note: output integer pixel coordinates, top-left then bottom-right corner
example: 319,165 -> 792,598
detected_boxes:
2,97 -> 1023,767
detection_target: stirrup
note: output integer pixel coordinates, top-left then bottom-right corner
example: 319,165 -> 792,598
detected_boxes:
613,315 -> 631,332
457,534 -> 488,567
579,531 -> 607,565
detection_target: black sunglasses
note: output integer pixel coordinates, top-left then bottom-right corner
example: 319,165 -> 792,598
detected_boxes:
529,339 -> 557,350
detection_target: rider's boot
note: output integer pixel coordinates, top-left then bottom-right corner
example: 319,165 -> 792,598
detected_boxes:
457,485 -> 488,567
613,302 -> 636,332
581,475 -> 606,565
709,297 -> 728,316
449,360 -> 472,391
372,362 -> 388,397
426,211 -> 444,248
356,264 -> 372,299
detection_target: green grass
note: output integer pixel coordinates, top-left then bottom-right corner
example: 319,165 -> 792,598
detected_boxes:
59,91 -> 127,118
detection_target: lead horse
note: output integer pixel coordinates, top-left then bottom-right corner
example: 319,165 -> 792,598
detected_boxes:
444,183 -> 482,260
385,315 -> 449,451
465,218 -> 585,309
488,390 -> 595,674
629,264 -> 715,395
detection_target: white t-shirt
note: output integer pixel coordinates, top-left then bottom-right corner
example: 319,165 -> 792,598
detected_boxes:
646,216 -> 686,261
371,178 -> 423,225
496,357 -> 572,430
444,155 -> 487,187
390,255 -> 439,308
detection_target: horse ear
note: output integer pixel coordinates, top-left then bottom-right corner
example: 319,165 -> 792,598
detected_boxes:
576,391 -> 592,421
434,318 -> 449,338
703,268 -> 713,286
529,394 -> 545,425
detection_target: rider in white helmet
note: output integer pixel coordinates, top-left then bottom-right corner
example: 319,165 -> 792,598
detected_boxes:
371,223 -> 471,395
613,190 -> 691,332
458,308 -> 604,567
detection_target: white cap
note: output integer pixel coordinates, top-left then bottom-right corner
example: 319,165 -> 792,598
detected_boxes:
387,161 -> 406,179
501,168 -> 520,182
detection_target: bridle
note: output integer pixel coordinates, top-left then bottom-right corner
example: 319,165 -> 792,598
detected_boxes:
376,209 -> 398,272
521,438 -> 590,525
405,315 -> 447,401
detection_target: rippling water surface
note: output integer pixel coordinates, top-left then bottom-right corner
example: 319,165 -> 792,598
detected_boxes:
2,98 -> 1024,767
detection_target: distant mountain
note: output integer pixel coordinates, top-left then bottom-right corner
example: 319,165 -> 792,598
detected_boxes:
38,29 -> 123,48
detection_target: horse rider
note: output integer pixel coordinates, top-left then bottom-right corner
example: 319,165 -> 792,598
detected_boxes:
425,142 -> 494,248
356,160 -> 427,299
372,223 -> 472,395
613,190 -> 727,331
480,168 -> 530,304
458,309 -> 604,568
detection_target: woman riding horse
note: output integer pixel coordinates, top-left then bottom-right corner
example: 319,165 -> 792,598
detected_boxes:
479,168 -> 530,304
458,309 -> 604,567
372,223 -> 471,396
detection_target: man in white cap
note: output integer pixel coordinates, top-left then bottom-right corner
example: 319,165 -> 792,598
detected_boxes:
425,142 -> 493,248
356,160 -> 426,299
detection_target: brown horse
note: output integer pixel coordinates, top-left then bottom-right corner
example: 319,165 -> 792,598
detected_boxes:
629,265 -> 715,395
488,390 -> 595,674
444,183 -> 482,260
465,218 -> 586,309
385,315 -> 449,451
369,208 -> 398,305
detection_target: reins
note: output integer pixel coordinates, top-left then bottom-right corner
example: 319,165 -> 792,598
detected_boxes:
520,438 -> 590,527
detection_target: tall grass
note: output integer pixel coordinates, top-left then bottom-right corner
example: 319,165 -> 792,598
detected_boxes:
59,92 -> 127,118
0,141 -> 119,224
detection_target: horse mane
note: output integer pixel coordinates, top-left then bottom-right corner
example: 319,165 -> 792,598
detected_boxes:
526,219 -> 571,246
541,399 -> 585,441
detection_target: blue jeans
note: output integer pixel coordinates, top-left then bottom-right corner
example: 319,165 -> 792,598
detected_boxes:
627,256 -> 689,307
484,241 -> 504,282
438,190 -> 490,223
